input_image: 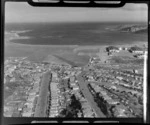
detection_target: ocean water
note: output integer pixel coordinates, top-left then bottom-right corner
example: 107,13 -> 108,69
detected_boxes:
4,22 -> 147,66
5,22 -> 147,45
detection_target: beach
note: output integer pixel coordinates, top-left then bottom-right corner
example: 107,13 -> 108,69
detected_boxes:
4,22 -> 147,66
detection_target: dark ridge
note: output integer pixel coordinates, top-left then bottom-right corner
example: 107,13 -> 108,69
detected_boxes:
54,55 -> 77,66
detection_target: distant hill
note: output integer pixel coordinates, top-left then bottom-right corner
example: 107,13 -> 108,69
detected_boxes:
115,24 -> 147,34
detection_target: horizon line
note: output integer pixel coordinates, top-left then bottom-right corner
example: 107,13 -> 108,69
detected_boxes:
5,21 -> 147,24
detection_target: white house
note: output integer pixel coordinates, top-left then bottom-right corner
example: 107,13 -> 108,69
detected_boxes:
129,46 -> 144,54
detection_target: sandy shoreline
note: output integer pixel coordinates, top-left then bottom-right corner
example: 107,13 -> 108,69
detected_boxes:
5,40 -> 147,63
5,30 -> 147,66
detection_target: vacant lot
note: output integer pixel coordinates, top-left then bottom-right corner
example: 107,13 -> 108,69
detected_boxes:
110,56 -> 143,65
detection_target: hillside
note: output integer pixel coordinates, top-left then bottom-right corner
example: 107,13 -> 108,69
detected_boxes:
115,24 -> 147,33
43,55 -> 70,65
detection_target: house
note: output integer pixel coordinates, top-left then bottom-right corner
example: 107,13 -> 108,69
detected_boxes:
106,46 -> 120,53
129,46 -> 144,54
113,104 -> 127,117
122,47 -> 128,51
133,69 -> 138,74
73,86 -> 79,91
134,54 -> 144,59
118,47 -> 122,50
116,76 -> 123,80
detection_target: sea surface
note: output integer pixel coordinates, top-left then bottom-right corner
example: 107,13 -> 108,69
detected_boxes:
5,22 -> 147,45
4,22 -> 147,66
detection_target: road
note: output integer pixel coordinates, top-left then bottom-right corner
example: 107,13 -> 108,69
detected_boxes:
76,71 -> 106,118
34,71 -> 52,117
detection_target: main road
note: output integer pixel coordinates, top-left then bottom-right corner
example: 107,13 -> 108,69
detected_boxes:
34,71 -> 52,117
76,70 -> 106,118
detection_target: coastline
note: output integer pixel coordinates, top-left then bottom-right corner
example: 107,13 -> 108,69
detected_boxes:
5,30 -> 147,66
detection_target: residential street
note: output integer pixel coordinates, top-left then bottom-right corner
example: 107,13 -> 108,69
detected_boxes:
34,71 -> 51,117
76,71 -> 106,118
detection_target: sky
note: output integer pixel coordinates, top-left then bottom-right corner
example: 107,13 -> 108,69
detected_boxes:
5,2 -> 148,23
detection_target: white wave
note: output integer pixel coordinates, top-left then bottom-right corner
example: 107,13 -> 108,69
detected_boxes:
10,30 -> 32,34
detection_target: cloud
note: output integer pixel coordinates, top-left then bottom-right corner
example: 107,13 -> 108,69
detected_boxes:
122,3 -> 147,11
5,2 -> 148,23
